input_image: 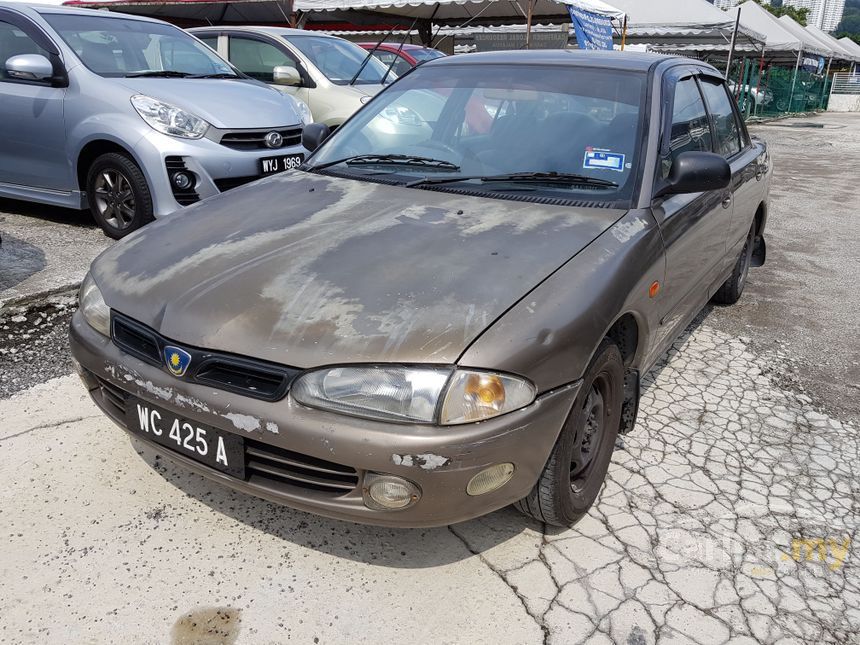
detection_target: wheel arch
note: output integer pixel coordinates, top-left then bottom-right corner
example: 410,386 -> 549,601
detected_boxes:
76,139 -> 140,192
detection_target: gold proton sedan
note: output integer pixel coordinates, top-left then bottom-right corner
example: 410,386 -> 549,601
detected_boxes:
70,51 -> 770,527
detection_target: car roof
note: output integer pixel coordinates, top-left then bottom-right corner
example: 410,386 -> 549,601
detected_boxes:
189,25 -> 342,39
425,49 -> 690,73
2,2 -> 166,24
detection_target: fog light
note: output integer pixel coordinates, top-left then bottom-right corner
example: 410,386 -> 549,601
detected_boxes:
172,171 -> 193,190
466,463 -> 515,496
363,473 -> 421,510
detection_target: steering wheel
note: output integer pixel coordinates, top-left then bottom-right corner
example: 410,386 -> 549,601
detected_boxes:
416,139 -> 460,158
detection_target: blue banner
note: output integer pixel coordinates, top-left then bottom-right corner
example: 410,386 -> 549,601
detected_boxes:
567,5 -> 614,51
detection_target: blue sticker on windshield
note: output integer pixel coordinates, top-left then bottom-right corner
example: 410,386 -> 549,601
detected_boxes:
583,148 -> 626,172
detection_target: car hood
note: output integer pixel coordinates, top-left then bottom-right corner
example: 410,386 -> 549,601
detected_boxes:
118,78 -> 300,129
92,173 -> 625,367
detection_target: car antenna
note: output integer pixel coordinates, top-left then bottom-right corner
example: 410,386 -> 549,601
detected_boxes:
380,15 -> 421,85
348,23 -> 397,86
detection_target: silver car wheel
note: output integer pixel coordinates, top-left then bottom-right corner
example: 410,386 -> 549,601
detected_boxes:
93,170 -> 136,231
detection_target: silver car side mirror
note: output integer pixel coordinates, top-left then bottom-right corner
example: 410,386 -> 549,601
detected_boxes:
6,54 -> 54,82
272,65 -> 301,87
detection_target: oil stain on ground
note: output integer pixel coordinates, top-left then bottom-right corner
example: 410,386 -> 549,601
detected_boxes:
171,607 -> 242,645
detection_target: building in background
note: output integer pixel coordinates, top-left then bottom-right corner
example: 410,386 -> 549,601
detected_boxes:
708,0 -> 845,31
782,0 -> 846,31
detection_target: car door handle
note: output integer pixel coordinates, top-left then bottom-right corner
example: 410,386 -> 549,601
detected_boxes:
722,194 -> 732,209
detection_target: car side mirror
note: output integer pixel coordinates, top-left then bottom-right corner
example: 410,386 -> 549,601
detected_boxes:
5,54 -> 54,82
273,65 -> 301,87
302,122 -> 331,152
654,151 -> 731,199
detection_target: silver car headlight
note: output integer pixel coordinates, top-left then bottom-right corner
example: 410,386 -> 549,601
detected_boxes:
293,98 -> 313,125
131,95 -> 209,139
291,366 -> 535,425
79,273 -> 110,337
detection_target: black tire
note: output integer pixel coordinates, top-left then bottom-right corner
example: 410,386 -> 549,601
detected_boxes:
86,152 -> 153,239
516,339 -> 624,527
712,223 -> 755,305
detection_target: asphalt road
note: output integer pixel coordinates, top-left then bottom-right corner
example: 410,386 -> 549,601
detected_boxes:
0,113 -> 858,644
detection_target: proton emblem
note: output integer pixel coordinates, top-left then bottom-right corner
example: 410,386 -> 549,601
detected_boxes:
163,346 -> 192,377
264,131 -> 283,149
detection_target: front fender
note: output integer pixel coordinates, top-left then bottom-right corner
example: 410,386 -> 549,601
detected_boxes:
457,209 -> 666,393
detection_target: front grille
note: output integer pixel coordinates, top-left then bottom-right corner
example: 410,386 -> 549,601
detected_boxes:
214,176 -> 259,192
219,127 -> 302,151
246,439 -> 359,494
165,157 -> 200,206
96,376 -> 129,418
111,312 -> 298,402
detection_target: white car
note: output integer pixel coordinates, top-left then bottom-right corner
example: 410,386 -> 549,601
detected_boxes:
191,27 -> 394,129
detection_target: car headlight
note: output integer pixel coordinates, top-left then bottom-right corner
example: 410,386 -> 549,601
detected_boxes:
130,95 -> 209,139
293,98 -> 313,125
79,273 -> 110,337
291,366 -> 535,425
379,105 -> 423,126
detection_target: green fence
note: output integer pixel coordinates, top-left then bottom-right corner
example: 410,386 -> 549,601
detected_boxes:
727,59 -> 831,119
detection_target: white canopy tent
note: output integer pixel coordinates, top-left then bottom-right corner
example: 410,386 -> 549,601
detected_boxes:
805,25 -> 860,63
606,0 -> 766,54
776,14 -> 832,57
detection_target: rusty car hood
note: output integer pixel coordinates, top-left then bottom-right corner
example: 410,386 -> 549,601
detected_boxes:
92,172 -> 625,367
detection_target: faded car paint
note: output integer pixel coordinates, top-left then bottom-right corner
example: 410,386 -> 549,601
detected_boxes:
91,171 -> 626,367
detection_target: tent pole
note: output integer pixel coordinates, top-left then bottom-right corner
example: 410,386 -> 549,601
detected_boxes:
754,50 -> 764,116
525,0 -> 535,50
621,16 -> 627,51
820,56 -> 832,106
788,49 -> 802,112
725,7 -> 741,80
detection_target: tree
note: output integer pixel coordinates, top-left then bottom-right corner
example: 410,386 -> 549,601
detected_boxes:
836,0 -> 860,41
754,0 -> 809,25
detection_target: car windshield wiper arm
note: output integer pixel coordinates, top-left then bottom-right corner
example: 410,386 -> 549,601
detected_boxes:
188,72 -> 239,79
310,154 -> 460,172
125,70 -> 192,78
406,171 -> 619,188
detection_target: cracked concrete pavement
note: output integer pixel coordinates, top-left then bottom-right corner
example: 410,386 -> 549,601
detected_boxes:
1,321 -> 857,644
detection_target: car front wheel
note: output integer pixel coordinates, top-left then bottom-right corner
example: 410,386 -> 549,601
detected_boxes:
86,152 -> 153,239
516,339 -> 624,527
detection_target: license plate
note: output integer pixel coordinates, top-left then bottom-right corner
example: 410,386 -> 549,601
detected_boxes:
125,398 -> 245,479
259,153 -> 304,176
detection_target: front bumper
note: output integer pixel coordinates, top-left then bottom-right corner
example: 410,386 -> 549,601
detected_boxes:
69,312 -> 580,527
133,128 -> 306,217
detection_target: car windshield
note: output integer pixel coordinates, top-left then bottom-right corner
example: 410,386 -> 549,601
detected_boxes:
410,48 -> 445,62
309,63 -> 646,203
42,13 -> 236,78
286,35 -> 393,85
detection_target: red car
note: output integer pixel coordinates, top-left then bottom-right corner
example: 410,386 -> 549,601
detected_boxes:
359,42 -> 445,77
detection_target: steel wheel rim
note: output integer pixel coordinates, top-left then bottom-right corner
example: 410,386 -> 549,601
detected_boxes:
94,170 -> 136,230
570,376 -> 609,493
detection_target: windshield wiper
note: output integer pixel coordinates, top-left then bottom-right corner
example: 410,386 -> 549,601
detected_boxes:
311,154 -> 460,172
125,70 -> 192,78
189,72 -> 239,79
406,171 -> 619,189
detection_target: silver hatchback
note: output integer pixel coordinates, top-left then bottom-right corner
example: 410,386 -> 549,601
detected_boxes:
0,4 -> 310,238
